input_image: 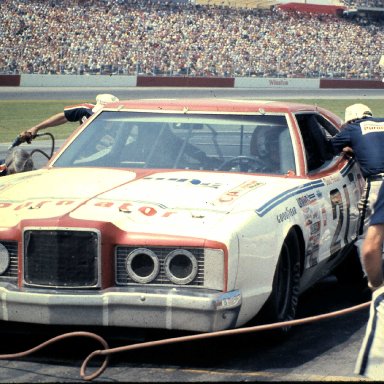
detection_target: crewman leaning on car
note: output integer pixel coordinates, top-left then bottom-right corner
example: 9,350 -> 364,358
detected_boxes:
330,103 -> 384,381
17,93 -> 119,144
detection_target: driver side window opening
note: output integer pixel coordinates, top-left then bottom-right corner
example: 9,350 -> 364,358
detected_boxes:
295,113 -> 337,173
54,112 -> 296,175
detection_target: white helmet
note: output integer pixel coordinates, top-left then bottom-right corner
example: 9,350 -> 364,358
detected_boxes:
92,94 -> 119,113
344,103 -> 372,123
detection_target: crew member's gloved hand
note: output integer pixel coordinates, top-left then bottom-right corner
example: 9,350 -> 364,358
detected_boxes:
19,131 -> 35,144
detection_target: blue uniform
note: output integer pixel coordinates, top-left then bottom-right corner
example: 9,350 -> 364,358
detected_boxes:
331,117 -> 384,178
332,117 -> 384,227
64,103 -> 95,124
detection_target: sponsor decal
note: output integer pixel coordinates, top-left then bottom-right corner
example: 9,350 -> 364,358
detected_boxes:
92,200 -> 178,218
296,192 -> 317,208
302,205 -> 320,226
310,221 -> 321,234
96,200 -> 180,218
360,120 -> 384,135
321,206 -> 327,226
143,176 -> 222,189
276,206 -> 297,223
323,174 -> 342,185
298,194 -> 322,268
215,180 -> 264,204
305,206 -> 321,268
0,199 -> 177,218
306,232 -> 320,268
0,200 -> 76,210
303,206 -> 313,225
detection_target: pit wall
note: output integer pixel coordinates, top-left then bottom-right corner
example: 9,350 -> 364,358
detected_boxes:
0,74 -> 383,89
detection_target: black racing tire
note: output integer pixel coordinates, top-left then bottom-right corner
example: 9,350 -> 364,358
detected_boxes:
257,230 -> 301,334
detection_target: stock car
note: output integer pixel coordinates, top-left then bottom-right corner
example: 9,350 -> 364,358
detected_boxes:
0,99 -> 365,332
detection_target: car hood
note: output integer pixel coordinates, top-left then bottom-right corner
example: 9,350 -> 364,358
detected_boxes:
0,168 -> 296,229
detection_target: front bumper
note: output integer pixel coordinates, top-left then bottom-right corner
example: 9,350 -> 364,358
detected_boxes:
0,285 -> 241,332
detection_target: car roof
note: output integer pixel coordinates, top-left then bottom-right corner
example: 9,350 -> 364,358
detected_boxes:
105,98 -> 320,114
101,99 -> 343,128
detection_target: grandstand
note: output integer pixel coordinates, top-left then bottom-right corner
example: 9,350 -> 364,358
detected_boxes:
0,0 -> 383,79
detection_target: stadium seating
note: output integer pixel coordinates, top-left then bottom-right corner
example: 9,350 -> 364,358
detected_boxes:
0,0 -> 382,79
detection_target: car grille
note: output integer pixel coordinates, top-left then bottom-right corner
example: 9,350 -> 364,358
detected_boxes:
115,246 -> 205,286
0,241 -> 18,280
23,229 -> 99,288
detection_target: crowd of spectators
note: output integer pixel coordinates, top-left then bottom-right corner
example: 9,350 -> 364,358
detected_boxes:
0,0 -> 383,79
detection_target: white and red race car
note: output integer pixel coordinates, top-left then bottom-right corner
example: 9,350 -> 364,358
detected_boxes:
0,99 -> 365,332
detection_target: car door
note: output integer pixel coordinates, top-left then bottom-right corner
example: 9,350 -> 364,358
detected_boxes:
295,113 -> 364,269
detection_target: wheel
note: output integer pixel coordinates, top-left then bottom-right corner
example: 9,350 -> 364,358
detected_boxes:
218,155 -> 266,172
257,230 -> 301,334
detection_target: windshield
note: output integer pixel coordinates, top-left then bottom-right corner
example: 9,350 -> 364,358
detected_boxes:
52,111 -> 295,175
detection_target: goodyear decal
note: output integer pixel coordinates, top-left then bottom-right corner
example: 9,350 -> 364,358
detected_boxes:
255,179 -> 324,217
276,206 -> 297,223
